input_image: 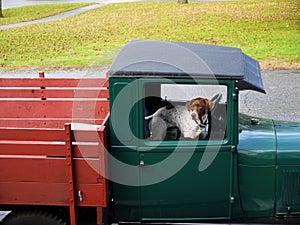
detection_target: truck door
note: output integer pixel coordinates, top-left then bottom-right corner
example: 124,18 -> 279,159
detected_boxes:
139,80 -> 235,220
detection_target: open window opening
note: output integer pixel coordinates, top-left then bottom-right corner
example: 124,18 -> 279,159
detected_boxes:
144,83 -> 228,141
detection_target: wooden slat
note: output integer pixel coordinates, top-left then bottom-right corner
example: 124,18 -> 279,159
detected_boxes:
0,142 -> 100,158
0,157 -> 66,183
0,182 -> 106,207
0,119 -> 104,129
0,142 -> 65,156
0,158 -> 103,184
43,78 -> 108,88
0,89 -> 108,99
0,128 -> 65,141
0,100 -> 109,119
0,78 -> 108,88
0,78 -> 43,87
0,182 -> 69,206
72,100 -> 109,120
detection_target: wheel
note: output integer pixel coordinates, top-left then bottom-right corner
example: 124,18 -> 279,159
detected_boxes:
2,210 -> 66,225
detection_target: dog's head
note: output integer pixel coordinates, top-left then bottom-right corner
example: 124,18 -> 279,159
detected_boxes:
186,97 -> 215,126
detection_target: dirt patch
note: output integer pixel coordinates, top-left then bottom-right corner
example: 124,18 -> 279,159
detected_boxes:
260,61 -> 300,70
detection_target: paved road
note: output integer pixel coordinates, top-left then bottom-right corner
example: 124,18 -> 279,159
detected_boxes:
2,0 -> 134,9
0,4 -> 106,30
1,0 -> 135,30
2,0 -> 229,9
239,70 -> 300,123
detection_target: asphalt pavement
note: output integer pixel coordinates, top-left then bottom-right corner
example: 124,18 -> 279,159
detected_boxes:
2,0 -> 229,9
2,0 -> 135,9
239,70 -> 300,122
0,4 -> 106,30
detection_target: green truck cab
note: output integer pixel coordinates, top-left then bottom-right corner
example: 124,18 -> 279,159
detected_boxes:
107,40 -> 300,223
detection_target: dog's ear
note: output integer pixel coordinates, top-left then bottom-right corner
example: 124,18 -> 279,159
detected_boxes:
205,99 -> 215,113
186,101 -> 191,111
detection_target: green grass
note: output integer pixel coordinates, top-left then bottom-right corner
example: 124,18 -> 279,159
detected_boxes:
0,3 -> 93,25
0,0 -> 299,70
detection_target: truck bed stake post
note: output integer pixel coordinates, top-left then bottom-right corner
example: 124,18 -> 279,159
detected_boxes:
97,207 -> 103,225
39,72 -> 44,78
65,123 -> 77,225
39,72 -> 46,100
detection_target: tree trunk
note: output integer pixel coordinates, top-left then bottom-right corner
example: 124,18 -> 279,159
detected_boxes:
0,0 -> 2,17
178,0 -> 188,4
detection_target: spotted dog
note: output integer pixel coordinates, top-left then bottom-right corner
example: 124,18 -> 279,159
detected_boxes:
145,97 -> 215,140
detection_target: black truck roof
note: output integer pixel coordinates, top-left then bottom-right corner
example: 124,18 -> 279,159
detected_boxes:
108,40 -> 265,93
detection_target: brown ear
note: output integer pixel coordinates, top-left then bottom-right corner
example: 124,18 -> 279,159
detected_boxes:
186,101 -> 191,111
205,99 -> 215,114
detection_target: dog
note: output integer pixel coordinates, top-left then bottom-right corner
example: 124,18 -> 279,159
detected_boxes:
145,97 -> 215,140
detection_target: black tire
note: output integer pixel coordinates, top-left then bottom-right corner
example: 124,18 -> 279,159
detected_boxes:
2,210 -> 66,225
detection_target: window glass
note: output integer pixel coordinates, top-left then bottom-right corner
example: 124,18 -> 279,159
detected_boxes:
144,83 -> 227,141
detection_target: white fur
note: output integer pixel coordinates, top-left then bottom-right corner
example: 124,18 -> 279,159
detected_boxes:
145,105 -> 204,140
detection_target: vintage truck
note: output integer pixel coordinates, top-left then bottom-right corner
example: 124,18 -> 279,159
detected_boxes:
0,40 -> 299,225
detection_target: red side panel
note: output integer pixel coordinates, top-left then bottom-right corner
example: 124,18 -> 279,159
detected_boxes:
0,75 -> 109,211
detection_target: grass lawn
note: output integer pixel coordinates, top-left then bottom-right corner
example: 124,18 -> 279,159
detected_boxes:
0,0 -> 299,70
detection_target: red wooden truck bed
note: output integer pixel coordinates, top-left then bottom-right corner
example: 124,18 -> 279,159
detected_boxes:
0,73 -> 109,225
